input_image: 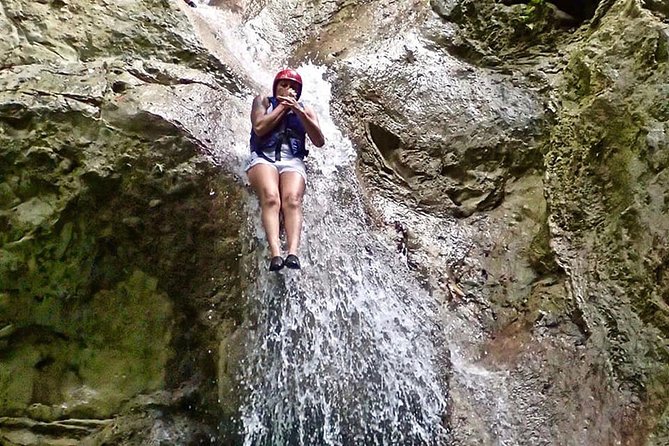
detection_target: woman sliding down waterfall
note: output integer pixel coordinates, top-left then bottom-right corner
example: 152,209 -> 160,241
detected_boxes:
240,65 -> 448,445
247,68 -> 326,271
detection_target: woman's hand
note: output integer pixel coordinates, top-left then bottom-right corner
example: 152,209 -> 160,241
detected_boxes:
276,94 -> 303,113
274,91 -> 325,148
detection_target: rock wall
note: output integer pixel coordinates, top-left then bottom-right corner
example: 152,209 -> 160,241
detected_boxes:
546,0 -> 669,442
296,0 -> 668,443
0,0 -> 250,444
1,0 -> 667,444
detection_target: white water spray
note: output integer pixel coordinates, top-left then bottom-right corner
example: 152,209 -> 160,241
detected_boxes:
187,2 -> 450,444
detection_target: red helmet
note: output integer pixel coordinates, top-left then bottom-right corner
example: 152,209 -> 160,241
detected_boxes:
273,68 -> 303,99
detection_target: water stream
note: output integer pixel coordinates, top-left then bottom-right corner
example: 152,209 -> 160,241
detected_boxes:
239,71 -> 449,444
188,2 -> 451,444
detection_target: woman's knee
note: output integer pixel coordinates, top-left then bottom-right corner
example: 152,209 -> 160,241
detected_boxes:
248,164 -> 280,206
262,190 -> 281,209
281,192 -> 303,211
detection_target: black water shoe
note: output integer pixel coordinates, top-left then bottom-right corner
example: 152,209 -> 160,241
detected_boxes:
269,256 -> 284,271
284,254 -> 301,270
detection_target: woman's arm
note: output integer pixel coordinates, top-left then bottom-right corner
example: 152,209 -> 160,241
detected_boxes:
297,105 -> 325,148
277,95 -> 325,147
250,95 -> 287,137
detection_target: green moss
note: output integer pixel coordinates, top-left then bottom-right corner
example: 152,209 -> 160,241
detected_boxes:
657,32 -> 669,64
565,53 -> 592,98
0,0 -> 247,440
0,183 -> 18,209
543,7 -> 669,438
529,218 -> 561,274
645,363 -> 669,437
0,105 -> 234,420
0,222 -> 99,321
0,271 -> 173,418
520,0 -> 549,24
0,346 -> 39,412
601,145 -> 636,211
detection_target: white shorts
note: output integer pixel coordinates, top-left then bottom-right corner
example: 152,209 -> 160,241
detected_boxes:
245,152 -> 307,183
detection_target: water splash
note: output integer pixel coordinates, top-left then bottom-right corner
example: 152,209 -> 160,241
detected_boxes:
239,61 -> 449,446
188,2 -> 451,444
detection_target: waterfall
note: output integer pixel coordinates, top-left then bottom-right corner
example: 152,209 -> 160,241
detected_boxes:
243,65 -> 446,445
188,3 -> 450,444
239,65 -> 449,445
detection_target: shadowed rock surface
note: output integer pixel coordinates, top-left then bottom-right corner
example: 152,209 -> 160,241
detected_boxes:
0,0 -> 251,444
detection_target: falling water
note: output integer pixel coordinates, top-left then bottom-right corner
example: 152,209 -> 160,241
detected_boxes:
187,2 -> 450,444
239,64 -> 450,445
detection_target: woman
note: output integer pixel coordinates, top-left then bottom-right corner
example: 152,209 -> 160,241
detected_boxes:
247,69 -> 325,271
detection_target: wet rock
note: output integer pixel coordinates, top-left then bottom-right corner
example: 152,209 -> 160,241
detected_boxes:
316,0 -> 668,443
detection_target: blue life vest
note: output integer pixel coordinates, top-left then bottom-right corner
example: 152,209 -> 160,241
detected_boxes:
249,97 -> 308,162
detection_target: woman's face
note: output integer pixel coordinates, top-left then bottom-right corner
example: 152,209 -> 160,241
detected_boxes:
276,79 -> 300,98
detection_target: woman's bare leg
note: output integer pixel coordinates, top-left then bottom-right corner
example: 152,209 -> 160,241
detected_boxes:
248,164 -> 282,257
279,171 -> 306,256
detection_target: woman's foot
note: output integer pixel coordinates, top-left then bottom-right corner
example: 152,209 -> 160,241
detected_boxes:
269,256 -> 284,271
284,254 -> 301,269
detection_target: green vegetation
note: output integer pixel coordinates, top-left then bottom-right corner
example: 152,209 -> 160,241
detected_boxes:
521,0 -> 548,24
